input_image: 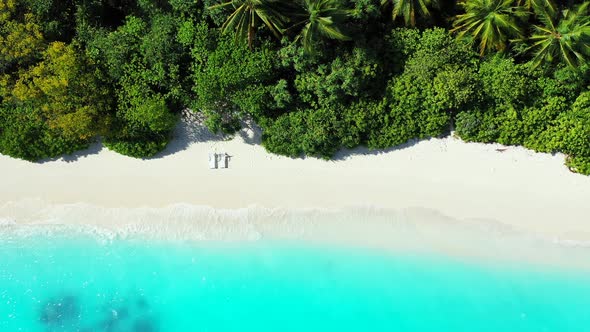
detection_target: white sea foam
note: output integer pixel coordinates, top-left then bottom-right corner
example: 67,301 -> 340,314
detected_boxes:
0,218 -> 16,226
1,199 -> 590,271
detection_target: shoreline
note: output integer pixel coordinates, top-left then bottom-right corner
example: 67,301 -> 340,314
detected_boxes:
1,120 -> 590,267
2,200 -> 590,272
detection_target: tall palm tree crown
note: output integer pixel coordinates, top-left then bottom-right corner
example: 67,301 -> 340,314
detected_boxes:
209,0 -> 288,48
525,2 -> 590,69
452,0 -> 528,55
517,0 -> 556,16
381,0 -> 439,27
289,0 -> 351,54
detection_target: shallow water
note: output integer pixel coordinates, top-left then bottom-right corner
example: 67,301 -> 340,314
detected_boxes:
1,233 -> 590,332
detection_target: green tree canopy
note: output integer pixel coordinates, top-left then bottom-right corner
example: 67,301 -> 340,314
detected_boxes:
209,0 -> 288,48
0,2 -> 45,73
452,0 -> 527,55
83,13 -> 184,157
0,40 -> 112,160
191,24 -> 282,133
289,0 -> 351,54
10,42 -> 112,140
524,2 -> 590,70
381,0 -> 439,27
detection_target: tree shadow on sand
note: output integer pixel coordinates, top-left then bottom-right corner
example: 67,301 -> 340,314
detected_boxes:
36,142 -> 104,164
236,120 -> 263,146
151,112 -> 263,159
330,139 -> 422,162
30,110 -> 259,162
149,110 -> 226,159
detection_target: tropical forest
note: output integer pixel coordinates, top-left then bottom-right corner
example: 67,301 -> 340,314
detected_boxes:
0,0 -> 589,173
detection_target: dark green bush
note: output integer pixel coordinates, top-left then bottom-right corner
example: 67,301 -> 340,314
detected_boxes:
191,29 -> 281,133
261,107 -> 340,158
0,105 -> 88,161
537,65 -> 589,103
103,134 -> 169,158
455,61 -> 590,174
478,56 -> 537,107
557,92 -> 590,158
293,46 -> 384,108
368,29 -> 475,148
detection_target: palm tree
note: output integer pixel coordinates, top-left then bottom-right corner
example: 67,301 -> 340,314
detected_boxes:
524,3 -> 590,70
517,0 -> 556,16
288,0 -> 351,54
381,0 -> 439,27
451,0 -> 528,55
209,0 -> 288,49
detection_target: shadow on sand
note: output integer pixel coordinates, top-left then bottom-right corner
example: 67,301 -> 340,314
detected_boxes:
31,111 -> 260,163
36,143 -> 104,164
156,114 -> 423,162
332,139 -> 421,162
151,112 -> 263,159
150,110 -> 226,159
237,121 -> 263,146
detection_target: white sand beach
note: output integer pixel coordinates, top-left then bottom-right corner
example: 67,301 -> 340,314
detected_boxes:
1,119 -> 590,267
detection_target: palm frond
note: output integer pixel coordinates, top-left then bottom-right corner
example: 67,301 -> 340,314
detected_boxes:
524,2 -> 590,70
452,0 -> 527,55
288,0 -> 351,54
212,0 -> 289,49
383,0 -> 438,26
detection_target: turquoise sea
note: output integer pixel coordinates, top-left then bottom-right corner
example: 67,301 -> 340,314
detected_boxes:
1,234 -> 590,332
